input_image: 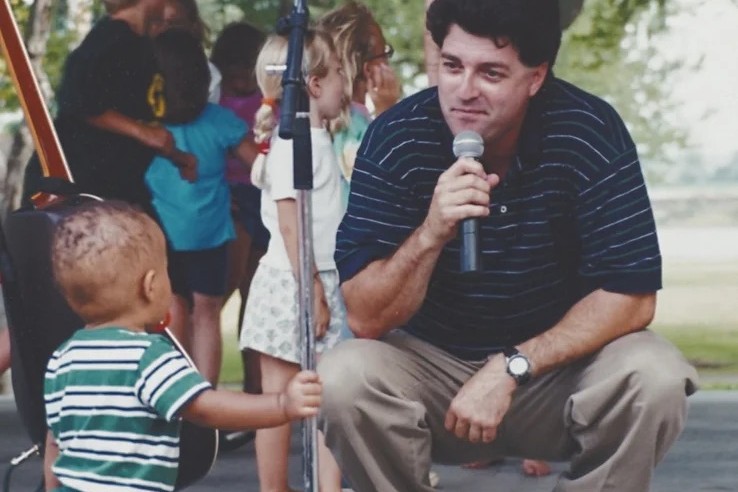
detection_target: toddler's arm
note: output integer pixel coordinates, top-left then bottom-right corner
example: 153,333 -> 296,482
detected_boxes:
181,370 -> 321,430
44,430 -> 61,491
276,199 -> 331,338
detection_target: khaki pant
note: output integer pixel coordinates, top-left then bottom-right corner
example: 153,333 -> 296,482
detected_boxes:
318,330 -> 698,492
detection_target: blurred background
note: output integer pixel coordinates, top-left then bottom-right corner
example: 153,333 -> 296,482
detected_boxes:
1,0 -> 737,393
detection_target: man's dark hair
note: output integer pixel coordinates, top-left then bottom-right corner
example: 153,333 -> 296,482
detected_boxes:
153,29 -> 210,124
426,0 -> 562,69
211,22 -> 266,73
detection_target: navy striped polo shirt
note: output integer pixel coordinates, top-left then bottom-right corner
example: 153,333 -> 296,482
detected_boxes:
335,79 -> 661,360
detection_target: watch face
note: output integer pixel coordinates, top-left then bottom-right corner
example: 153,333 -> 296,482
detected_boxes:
508,355 -> 530,376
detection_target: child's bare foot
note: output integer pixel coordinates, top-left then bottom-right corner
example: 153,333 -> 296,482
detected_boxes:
521,459 -> 551,477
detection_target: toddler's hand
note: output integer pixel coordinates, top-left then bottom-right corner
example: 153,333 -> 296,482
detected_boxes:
281,370 -> 322,420
171,150 -> 198,182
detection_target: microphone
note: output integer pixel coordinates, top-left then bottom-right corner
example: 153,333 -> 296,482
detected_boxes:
452,130 -> 484,274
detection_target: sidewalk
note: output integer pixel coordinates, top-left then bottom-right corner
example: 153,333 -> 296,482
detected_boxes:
2,391 -> 737,491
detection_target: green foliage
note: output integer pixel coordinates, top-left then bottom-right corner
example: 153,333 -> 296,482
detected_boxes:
654,323 -> 738,389
0,0 -> 84,113
0,0 -> 719,185
556,0 -> 689,182
199,0 -> 428,79
0,0 -> 30,111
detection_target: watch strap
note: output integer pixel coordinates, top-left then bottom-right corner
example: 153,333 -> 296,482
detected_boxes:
502,346 -> 519,358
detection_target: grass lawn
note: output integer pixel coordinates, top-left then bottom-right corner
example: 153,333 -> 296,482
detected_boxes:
219,260 -> 738,389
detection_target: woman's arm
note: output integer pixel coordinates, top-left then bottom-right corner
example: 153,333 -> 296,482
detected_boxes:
87,110 -> 197,180
86,110 -> 174,155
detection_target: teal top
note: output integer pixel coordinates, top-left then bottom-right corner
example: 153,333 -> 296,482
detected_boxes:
331,102 -> 372,210
146,103 -> 246,250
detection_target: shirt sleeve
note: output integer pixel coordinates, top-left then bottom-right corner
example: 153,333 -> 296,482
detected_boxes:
58,33 -> 136,117
135,336 -> 212,422
213,105 -> 248,150
43,349 -> 64,434
576,145 -> 662,294
265,134 -> 298,201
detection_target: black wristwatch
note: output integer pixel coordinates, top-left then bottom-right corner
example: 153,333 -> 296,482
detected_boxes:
503,347 -> 532,386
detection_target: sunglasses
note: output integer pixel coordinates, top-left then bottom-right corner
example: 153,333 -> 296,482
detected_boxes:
365,43 -> 394,62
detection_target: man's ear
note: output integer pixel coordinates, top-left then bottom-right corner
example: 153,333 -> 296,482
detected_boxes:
528,62 -> 549,98
306,74 -> 321,99
141,269 -> 157,304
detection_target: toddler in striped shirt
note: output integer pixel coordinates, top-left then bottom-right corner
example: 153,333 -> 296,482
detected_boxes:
43,201 -> 321,492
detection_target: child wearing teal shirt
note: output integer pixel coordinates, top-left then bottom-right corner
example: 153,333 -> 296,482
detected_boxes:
145,29 -> 257,384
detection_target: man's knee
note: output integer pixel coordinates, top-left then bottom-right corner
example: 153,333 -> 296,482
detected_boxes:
574,332 -> 697,430
318,338 -> 389,419
611,332 -> 697,415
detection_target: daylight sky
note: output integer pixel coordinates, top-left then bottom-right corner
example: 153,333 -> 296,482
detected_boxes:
663,0 -> 738,163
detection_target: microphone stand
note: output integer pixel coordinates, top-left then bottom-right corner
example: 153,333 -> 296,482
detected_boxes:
277,2 -> 318,491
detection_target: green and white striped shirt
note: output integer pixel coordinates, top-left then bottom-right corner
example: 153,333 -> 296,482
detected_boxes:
44,327 -> 211,492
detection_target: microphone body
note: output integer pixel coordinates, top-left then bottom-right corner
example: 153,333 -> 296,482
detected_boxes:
452,131 -> 485,274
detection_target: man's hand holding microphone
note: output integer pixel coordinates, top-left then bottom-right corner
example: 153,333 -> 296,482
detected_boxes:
420,131 -> 499,273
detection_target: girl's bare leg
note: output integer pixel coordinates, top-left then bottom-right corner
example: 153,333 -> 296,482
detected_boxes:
256,353 -> 300,492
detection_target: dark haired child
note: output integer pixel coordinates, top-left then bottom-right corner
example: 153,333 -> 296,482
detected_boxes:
144,29 -> 258,385
44,201 -> 320,492
22,0 -> 199,213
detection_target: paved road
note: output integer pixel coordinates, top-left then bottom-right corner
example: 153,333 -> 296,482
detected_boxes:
2,392 -> 737,491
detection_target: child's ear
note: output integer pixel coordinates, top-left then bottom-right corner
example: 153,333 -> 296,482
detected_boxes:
306,74 -> 321,99
141,269 -> 157,304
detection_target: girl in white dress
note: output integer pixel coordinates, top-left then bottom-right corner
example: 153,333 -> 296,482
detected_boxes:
239,30 -> 347,492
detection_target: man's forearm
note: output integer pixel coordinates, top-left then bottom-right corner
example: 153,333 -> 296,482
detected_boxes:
342,223 -> 444,338
515,289 -> 657,378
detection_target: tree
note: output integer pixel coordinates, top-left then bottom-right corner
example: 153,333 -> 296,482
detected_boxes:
556,0 -> 693,183
0,0 -> 726,212
1,0 -> 57,215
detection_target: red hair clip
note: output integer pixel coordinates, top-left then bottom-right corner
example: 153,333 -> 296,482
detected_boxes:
262,97 -> 279,111
258,140 -> 271,155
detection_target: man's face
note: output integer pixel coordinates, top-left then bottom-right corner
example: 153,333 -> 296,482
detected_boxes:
437,24 -> 547,154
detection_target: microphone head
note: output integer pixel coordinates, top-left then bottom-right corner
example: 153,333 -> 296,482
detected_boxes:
453,130 -> 484,158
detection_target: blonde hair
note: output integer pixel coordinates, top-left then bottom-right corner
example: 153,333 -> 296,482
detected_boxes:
252,29 -> 337,146
52,201 -> 163,322
318,1 -> 378,131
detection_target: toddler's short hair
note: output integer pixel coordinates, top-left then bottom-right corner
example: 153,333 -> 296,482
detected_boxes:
52,201 -> 162,322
